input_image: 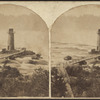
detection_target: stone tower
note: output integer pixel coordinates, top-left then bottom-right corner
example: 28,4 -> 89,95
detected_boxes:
97,29 -> 100,51
8,28 -> 14,51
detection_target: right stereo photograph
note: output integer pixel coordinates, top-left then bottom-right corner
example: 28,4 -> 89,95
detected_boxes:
51,4 -> 100,98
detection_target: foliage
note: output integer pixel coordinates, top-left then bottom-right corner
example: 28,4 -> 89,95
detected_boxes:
52,64 -> 100,97
0,66 -> 49,97
51,67 -> 67,97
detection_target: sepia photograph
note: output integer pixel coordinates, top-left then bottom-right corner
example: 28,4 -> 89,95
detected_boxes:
51,4 -> 100,98
1,1 -> 100,99
0,4 -> 49,97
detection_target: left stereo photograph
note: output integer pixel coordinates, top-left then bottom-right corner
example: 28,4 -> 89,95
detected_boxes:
0,4 -> 49,97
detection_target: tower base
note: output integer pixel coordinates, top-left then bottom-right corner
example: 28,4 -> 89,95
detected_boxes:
89,49 -> 100,54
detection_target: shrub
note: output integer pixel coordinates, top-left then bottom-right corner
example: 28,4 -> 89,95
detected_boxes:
51,67 -> 67,97
0,66 -> 49,97
51,64 -> 100,97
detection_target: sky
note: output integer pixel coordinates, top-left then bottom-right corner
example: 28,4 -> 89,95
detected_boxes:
51,5 -> 100,46
0,4 -> 49,58
0,4 -> 33,16
0,1 -> 100,27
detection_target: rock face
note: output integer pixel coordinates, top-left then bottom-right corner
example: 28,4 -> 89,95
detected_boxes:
27,59 -> 48,65
64,56 -> 72,61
